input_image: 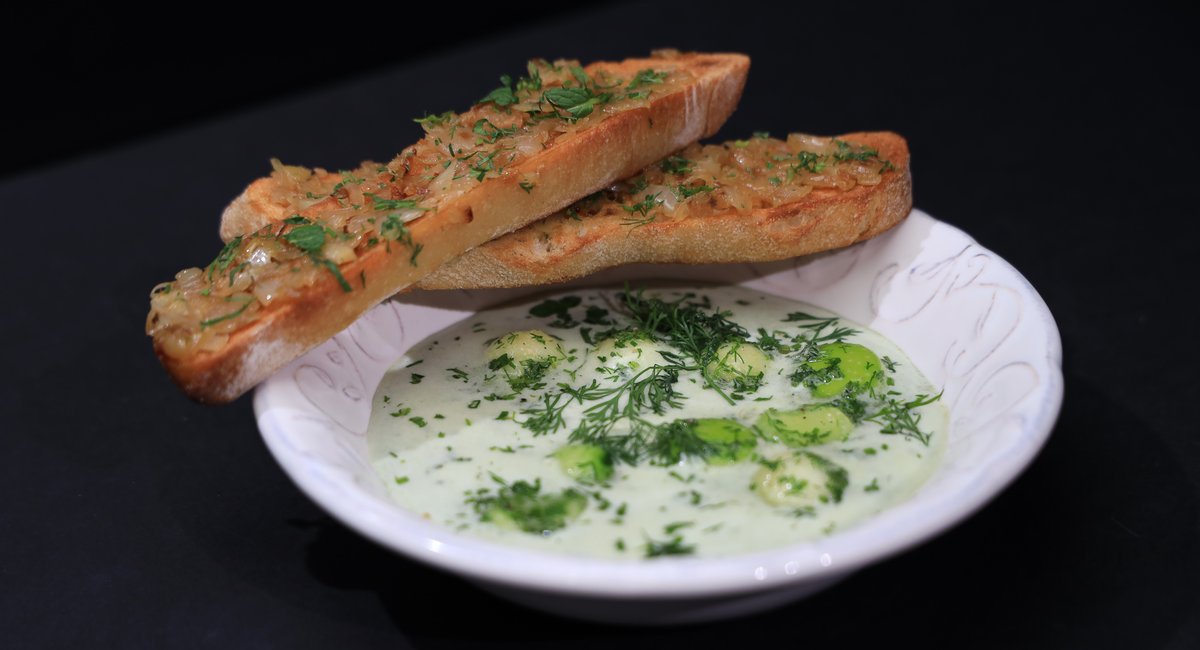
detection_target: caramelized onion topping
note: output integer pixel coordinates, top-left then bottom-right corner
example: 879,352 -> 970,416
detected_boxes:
148,54 -> 696,358
557,133 -> 897,224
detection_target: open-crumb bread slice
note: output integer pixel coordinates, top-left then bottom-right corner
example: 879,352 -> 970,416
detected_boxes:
416,131 -> 910,289
147,51 -> 750,403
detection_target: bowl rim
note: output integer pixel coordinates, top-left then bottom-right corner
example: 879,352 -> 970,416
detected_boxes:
254,209 -> 1064,598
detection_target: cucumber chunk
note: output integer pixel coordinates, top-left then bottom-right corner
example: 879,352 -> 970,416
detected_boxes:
486,329 -> 567,391
706,341 -> 769,391
755,405 -> 854,447
752,452 -> 850,507
553,444 -> 615,483
793,342 -> 882,398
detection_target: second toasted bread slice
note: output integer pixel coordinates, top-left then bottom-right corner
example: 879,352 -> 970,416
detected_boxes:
416,131 -> 911,289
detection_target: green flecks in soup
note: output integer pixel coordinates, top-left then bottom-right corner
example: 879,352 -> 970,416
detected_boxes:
368,286 -> 947,560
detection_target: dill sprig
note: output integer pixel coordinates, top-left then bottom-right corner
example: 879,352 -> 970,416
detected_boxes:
644,419 -> 721,466
563,365 -> 686,463
618,288 -> 749,403
620,193 -> 663,227
783,311 -> 860,354
864,389 -> 943,446
519,363 -> 693,465
569,365 -> 683,423
520,388 -> 576,436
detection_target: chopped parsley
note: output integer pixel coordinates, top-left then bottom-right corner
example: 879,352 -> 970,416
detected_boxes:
413,111 -> 454,127
278,222 -> 353,292
472,118 -> 517,144
199,296 -> 253,329
282,224 -> 325,254
206,236 -> 242,281
366,193 -> 427,212
543,86 -> 605,120
479,74 -> 518,107
627,68 -> 667,90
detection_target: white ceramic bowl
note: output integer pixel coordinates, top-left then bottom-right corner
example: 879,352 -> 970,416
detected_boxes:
254,209 -> 1063,624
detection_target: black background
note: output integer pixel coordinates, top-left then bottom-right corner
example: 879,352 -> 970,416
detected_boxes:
3,2 -> 1197,648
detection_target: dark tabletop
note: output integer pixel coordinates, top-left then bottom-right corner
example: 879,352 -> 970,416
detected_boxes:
3,2 -> 1196,648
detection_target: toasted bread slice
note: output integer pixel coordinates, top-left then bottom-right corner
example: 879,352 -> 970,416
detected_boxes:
147,51 -> 750,403
416,131 -> 910,289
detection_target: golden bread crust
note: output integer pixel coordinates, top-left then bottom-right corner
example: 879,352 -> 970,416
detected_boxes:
156,53 -> 751,403
416,132 -> 910,289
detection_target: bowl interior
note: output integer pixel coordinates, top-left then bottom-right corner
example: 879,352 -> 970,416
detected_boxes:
254,209 -> 1063,597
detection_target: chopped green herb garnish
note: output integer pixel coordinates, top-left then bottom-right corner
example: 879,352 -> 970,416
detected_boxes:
472,118 -> 517,144
414,111 -> 454,127
479,74 -> 517,107
659,155 -> 692,176
468,477 -> 587,535
583,305 -> 611,325
199,295 -> 253,329
865,390 -> 943,446
664,521 -> 694,535
283,225 -> 325,254
313,257 -> 353,292
627,68 -> 667,90
329,173 -> 364,195
366,193 -> 427,212
644,535 -> 694,558
621,193 -> 662,227
675,183 -> 714,199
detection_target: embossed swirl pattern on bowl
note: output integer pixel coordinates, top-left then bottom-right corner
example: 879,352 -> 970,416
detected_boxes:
254,210 -> 1062,611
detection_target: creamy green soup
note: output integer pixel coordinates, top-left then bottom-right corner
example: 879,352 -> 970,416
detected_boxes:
368,286 -> 946,560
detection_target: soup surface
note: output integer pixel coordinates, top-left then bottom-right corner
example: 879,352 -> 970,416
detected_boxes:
368,285 -> 946,559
